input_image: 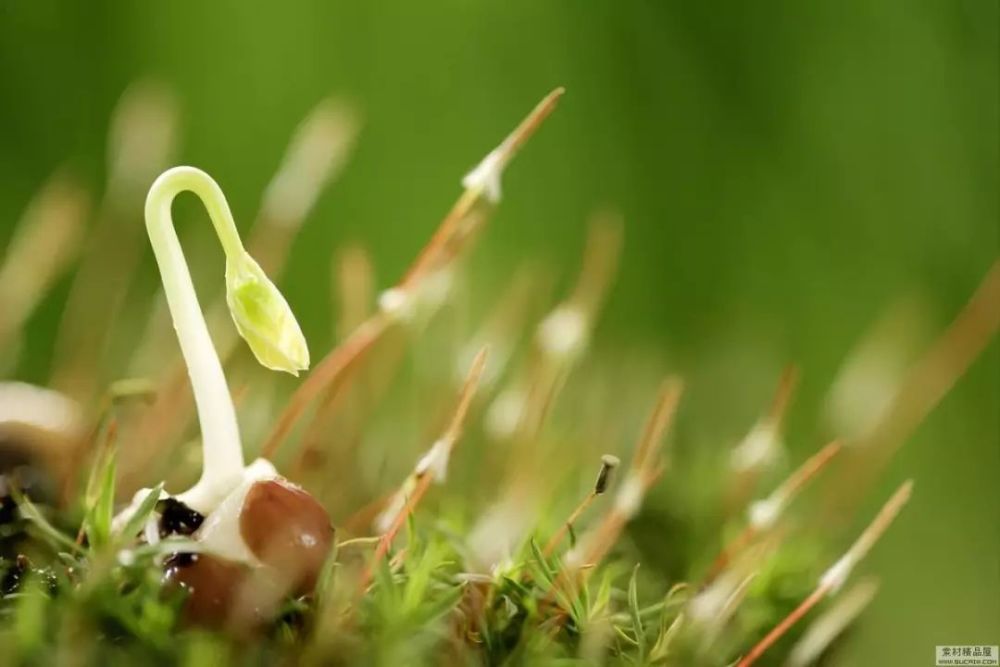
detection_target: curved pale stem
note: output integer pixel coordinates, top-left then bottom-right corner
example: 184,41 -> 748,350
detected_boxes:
144,166 -> 246,512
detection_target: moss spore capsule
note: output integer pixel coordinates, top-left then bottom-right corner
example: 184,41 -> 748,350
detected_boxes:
594,454 -> 620,495
239,479 -> 334,591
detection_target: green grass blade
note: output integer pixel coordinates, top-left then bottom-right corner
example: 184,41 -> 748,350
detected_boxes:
117,483 -> 165,543
628,564 -> 645,664
528,537 -> 556,588
83,442 -> 117,550
9,486 -> 82,555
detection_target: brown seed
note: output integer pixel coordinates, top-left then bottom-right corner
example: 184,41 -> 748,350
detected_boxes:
239,479 -> 334,592
163,552 -> 267,631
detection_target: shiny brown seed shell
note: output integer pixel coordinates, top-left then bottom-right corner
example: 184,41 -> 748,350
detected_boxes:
163,553 -> 266,630
239,478 -> 334,592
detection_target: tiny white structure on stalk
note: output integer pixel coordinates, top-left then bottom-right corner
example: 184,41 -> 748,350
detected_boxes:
612,473 -> 646,520
462,147 -> 506,203
536,305 -> 589,362
378,268 -> 453,326
730,420 -> 781,472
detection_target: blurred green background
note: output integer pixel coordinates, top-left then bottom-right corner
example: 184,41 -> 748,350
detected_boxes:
1,1 -> 996,664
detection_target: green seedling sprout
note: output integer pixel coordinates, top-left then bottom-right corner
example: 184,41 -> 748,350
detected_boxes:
141,165 -> 309,513
115,101 -> 356,499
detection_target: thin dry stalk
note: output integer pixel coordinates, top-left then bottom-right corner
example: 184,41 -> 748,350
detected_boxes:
707,440 -> 842,581
689,537 -> 777,631
0,173 -> 89,356
542,455 -> 620,557
334,243 -> 375,340
737,585 -> 827,667
250,98 -> 360,274
261,315 -> 390,460
766,365 -> 799,428
863,261 -> 1000,458
399,88 -> 565,288
565,211 -> 623,320
825,261 -> 999,521
565,379 -> 682,574
787,578 -> 880,667
459,263 -> 549,391
543,495 -> 596,558
261,90 -> 564,460
493,213 -> 623,467
572,464 -> 664,571
287,245 -> 382,476
726,365 -> 800,512
543,463 -> 666,625
359,348 -> 489,590
630,378 -> 683,475
362,471 -> 433,592
340,490 -> 398,535
736,480 -> 912,667
730,366 -> 799,469
52,82 -> 176,398
767,440 -> 842,509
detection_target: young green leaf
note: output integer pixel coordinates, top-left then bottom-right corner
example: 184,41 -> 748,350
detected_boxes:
13,576 -> 49,655
8,486 -> 81,555
117,483 -> 165,543
614,624 -> 640,647
314,544 -> 340,607
529,537 -> 557,589
649,611 -> 684,663
83,446 -> 117,550
419,582 -> 465,624
226,253 -> 309,375
590,569 -> 614,619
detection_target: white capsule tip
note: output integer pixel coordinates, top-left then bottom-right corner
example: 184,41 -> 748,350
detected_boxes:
461,148 -> 504,203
